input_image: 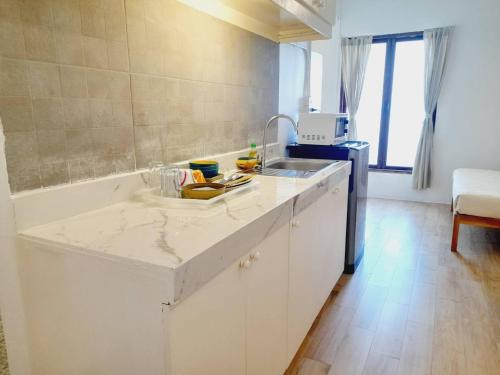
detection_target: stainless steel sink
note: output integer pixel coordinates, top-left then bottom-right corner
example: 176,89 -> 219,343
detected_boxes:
257,158 -> 340,178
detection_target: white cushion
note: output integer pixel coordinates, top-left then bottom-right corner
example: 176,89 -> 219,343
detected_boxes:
453,168 -> 500,219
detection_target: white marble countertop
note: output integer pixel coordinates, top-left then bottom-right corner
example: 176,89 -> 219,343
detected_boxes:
19,161 -> 351,304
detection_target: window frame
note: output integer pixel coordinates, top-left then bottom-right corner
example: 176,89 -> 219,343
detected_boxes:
340,31 -> 433,173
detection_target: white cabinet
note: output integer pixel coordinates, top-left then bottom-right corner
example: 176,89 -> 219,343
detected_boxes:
299,0 -> 336,24
246,222 -> 289,375
178,0 -> 333,42
167,255 -> 247,375
287,178 -> 348,360
166,222 -> 290,375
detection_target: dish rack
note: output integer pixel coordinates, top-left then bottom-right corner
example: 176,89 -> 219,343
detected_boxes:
134,180 -> 258,209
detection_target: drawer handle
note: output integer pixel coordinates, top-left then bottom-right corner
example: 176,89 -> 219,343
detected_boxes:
250,251 -> 261,261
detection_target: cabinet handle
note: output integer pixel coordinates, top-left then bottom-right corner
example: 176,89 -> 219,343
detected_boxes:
250,251 -> 261,261
240,259 -> 252,269
331,187 -> 340,194
292,219 -> 300,228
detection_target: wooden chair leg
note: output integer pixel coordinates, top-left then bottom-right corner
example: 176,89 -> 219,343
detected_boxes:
451,214 -> 460,252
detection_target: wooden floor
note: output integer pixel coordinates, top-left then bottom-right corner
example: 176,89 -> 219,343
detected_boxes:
286,198 -> 500,375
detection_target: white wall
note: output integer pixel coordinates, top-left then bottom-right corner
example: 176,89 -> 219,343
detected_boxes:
278,43 -> 306,155
0,120 -> 31,375
339,0 -> 500,203
312,19 -> 342,114
278,20 -> 343,157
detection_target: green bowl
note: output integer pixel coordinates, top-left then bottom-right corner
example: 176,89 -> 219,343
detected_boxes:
189,160 -> 218,168
189,161 -> 219,178
197,168 -> 219,178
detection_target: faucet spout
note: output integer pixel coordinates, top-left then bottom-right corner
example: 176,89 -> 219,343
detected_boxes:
262,114 -> 298,169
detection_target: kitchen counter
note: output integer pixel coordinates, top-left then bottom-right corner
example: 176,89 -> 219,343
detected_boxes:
19,161 -> 351,304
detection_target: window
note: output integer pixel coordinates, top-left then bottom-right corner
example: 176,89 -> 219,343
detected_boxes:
341,32 -> 428,171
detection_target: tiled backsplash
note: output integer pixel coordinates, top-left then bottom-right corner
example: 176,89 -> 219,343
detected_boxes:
0,0 -> 279,193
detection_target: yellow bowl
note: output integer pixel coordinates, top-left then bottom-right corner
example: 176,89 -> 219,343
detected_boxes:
236,157 -> 257,170
181,183 -> 226,200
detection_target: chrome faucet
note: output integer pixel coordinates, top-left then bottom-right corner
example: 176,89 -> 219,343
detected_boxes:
261,114 -> 298,169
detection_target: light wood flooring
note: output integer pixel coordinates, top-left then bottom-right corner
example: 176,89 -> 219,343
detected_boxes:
286,198 -> 500,375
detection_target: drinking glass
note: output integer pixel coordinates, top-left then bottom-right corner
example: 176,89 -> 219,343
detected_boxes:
148,161 -> 164,188
159,165 -> 181,198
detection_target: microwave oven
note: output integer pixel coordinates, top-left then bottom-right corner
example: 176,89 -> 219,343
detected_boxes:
298,113 -> 349,145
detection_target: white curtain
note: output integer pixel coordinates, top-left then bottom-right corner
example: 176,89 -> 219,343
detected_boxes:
412,27 -> 453,190
341,36 -> 372,141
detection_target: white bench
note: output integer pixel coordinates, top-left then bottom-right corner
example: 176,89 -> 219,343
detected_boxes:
452,168 -> 500,251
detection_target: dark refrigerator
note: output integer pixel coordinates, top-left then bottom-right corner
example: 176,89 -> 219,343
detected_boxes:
287,141 -> 369,273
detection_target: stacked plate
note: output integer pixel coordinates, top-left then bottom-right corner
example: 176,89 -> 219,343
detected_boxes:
224,174 -> 254,190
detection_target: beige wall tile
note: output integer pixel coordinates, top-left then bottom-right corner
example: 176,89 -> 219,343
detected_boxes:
60,66 -> 87,98
4,130 -> 38,167
83,36 -> 108,69
0,96 -> 33,132
7,165 -> 41,192
128,47 -> 149,74
40,161 -> 69,187
80,0 -> 105,38
93,155 -> 115,177
111,100 -> 133,127
91,127 -> 114,158
52,0 -> 81,33
20,0 -> 53,27
28,61 -> 61,97
86,68 -> 109,98
62,98 -> 91,129
134,125 -> 162,151
114,152 -> 135,173
2,0 -> 279,192
55,32 -> 84,65
87,69 -> 130,99
135,147 -> 163,169
23,24 -> 57,62
0,0 -> 22,21
150,77 -> 168,99
0,57 -> 29,96
112,127 -> 134,154
66,128 -> 93,159
165,143 -> 203,164
107,40 -> 129,71
89,99 -> 113,127
132,100 -> 160,126
68,158 -> 94,182
4,130 -> 41,189
104,0 -> 127,42
37,129 -> 66,163
32,98 -> 64,129
0,20 -> 26,58
130,74 -> 150,101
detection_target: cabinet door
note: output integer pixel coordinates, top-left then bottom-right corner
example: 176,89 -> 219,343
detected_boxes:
321,178 -> 348,293
299,0 -> 336,24
167,257 -> 247,375
288,177 -> 348,360
246,223 -> 290,375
